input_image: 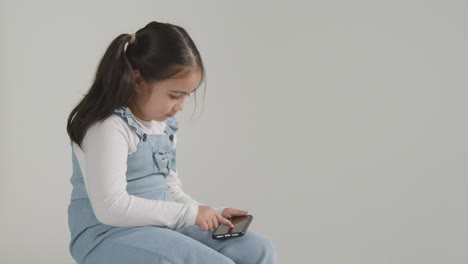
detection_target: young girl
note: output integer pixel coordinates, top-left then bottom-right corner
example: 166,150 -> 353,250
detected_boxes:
66,21 -> 277,264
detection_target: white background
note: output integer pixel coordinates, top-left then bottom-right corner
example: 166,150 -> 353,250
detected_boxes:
1,0 -> 467,263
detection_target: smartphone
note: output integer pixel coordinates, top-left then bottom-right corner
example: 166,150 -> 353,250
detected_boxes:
212,215 -> 253,239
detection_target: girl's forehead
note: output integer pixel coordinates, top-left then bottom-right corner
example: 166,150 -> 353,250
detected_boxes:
161,70 -> 202,93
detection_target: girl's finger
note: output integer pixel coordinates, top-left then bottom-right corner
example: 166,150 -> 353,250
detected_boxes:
232,209 -> 248,216
207,218 -> 214,230
216,214 -> 234,228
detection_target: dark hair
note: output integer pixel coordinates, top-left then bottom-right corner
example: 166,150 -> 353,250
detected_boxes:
67,21 -> 206,148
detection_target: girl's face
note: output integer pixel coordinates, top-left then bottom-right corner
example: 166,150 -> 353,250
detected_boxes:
130,68 -> 202,122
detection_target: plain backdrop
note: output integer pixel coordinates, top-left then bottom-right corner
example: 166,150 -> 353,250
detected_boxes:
1,0 -> 467,263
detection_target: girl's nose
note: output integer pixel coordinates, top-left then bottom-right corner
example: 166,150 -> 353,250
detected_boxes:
174,98 -> 185,111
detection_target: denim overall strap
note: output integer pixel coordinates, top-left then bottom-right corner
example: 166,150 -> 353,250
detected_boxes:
164,116 -> 179,135
164,116 -> 179,145
113,107 -> 146,141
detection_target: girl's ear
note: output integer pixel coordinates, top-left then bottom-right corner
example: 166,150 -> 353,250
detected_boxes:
133,69 -> 144,93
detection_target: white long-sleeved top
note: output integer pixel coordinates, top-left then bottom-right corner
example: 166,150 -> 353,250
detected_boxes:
72,107 -> 225,229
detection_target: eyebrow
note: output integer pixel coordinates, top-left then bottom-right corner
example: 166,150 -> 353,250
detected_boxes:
169,86 -> 199,95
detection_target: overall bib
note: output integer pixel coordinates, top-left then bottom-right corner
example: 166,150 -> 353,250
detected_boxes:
68,107 -> 277,264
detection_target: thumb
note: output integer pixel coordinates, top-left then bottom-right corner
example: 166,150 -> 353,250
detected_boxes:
216,214 -> 234,228
230,209 -> 248,217
236,209 -> 249,215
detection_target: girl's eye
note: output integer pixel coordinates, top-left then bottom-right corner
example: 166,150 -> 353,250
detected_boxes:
169,93 -> 192,100
169,94 -> 181,100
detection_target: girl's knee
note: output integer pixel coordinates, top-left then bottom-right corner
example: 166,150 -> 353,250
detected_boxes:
255,235 -> 277,263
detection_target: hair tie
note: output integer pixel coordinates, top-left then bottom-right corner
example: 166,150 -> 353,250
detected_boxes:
129,33 -> 136,44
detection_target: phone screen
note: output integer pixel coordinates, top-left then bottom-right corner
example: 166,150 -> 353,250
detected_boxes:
213,215 -> 252,235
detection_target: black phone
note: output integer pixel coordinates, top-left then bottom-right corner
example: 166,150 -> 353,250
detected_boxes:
212,215 -> 253,239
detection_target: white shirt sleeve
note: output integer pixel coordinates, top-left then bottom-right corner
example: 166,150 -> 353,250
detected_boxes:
75,116 -> 198,229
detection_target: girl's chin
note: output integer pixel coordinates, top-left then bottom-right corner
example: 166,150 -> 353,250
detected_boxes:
153,115 -> 172,122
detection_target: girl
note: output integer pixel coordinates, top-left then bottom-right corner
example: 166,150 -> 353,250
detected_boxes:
66,21 -> 277,264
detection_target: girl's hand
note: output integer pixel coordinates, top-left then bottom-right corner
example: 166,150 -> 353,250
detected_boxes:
221,208 -> 249,219
195,205 -> 234,231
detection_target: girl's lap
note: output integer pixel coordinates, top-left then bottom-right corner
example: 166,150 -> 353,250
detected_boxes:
82,226 -> 234,264
82,225 -> 276,264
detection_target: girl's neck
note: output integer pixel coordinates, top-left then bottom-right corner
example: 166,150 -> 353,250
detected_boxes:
127,104 -> 146,120
125,105 -> 153,127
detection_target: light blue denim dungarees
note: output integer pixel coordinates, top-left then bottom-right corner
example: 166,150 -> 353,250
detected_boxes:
68,107 -> 277,264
